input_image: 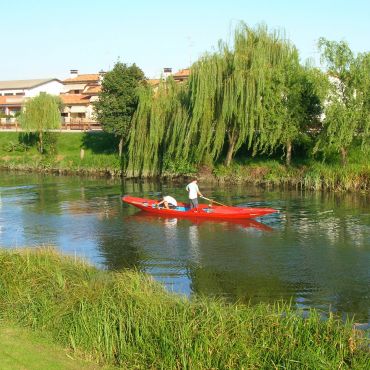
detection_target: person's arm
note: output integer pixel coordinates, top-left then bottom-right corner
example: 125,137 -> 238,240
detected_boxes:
155,199 -> 165,207
196,185 -> 203,197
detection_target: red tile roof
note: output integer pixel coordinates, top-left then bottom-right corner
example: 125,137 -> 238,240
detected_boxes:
61,94 -> 91,105
173,68 -> 190,78
83,85 -> 101,94
63,74 -> 100,84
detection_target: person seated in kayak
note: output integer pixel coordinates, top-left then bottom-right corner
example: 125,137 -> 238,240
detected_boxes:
156,195 -> 178,209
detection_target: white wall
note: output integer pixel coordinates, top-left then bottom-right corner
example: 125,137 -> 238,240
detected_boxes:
28,80 -> 64,97
0,80 -> 64,97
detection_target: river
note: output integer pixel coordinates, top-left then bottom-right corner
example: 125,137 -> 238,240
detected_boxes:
0,171 -> 369,322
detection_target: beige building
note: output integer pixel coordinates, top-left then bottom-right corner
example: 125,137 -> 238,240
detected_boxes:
0,67 -> 190,130
0,78 -> 64,127
60,70 -> 102,129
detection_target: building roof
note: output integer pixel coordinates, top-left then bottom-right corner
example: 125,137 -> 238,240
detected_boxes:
173,68 -> 190,79
64,83 -> 86,91
0,78 -> 61,90
83,85 -> 101,94
63,74 -> 100,84
60,94 -> 91,105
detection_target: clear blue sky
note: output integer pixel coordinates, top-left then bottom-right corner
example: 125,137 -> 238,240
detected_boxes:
1,0 -> 369,80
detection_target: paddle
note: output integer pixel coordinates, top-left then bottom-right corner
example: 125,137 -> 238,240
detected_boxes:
201,196 -> 229,207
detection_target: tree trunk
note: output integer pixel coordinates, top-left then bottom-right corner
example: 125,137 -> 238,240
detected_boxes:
225,133 -> 236,167
118,137 -> 124,157
340,147 -> 347,166
39,131 -> 43,154
286,140 -> 292,166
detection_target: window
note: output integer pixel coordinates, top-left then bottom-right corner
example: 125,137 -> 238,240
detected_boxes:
16,92 -> 25,96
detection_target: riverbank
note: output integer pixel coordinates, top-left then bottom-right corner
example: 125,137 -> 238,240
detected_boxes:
0,322 -> 114,370
0,131 -> 369,191
0,247 -> 368,369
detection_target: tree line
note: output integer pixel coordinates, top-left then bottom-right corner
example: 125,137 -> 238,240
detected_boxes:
19,23 -> 369,175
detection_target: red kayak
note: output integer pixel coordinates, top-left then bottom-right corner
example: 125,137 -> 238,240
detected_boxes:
122,196 -> 278,219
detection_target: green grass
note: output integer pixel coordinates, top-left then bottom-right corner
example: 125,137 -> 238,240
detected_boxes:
213,152 -> 370,191
0,132 -> 369,190
0,321 -> 115,370
0,132 -> 122,175
0,247 -> 368,369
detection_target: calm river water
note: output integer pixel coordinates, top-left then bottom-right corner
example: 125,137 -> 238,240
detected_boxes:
0,171 -> 369,321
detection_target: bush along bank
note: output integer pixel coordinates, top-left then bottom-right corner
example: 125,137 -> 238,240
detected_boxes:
0,247 -> 368,369
0,132 -> 369,190
211,159 -> 370,191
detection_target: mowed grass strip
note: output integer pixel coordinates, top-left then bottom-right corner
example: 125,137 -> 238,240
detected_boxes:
0,322 -> 116,370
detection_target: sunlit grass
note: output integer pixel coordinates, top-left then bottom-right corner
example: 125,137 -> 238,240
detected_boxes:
0,247 -> 368,369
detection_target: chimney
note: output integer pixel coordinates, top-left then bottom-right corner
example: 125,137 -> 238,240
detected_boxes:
70,69 -> 78,78
163,67 -> 172,79
99,69 -> 106,83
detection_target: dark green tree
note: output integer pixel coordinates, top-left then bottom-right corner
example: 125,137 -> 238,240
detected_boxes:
19,93 -> 62,154
93,62 -> 146,157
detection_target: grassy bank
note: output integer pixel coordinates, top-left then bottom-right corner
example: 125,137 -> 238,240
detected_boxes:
0,322 -> 114,370
0,131 -> 369,190
0,132 -> 122,176
0,247 -> 368,369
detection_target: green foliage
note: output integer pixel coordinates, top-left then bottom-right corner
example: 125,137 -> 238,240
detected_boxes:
2,141 -> 29,152
162,155 -> 197,176
127,22 -> 330,174
315,38 -> 370,163
18,93 -> 62,154
128,79 -> 189,176
19,94 -> 62,132
0,248 -> 368,369
93,62 -> 145,145
42,132 -> 60,155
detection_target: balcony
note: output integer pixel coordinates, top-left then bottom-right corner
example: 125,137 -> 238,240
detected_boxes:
0,117 -> 102,131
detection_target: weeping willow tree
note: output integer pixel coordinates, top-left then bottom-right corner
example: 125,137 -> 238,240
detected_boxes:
19,93 -> 62,153
128,23 -> 300,175
183,23 -> 293,166
127,78 -> 189,176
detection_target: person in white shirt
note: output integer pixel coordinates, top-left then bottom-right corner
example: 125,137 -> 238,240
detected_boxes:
156,195 -> 177,209
186,179 -> 203,209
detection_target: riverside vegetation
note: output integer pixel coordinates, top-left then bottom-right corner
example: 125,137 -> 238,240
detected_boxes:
0,247 -> 368,369
0,131 -> 368,191
1,23 -> 369,190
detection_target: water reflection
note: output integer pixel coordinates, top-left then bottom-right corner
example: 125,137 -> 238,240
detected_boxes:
125,211 -> 274,232
0,171 -> 369,321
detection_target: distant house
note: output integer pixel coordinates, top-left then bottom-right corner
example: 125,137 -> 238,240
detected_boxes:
0,78 -> 64,116
173,68 -> 190,83
0,67 -> 190,130
147,68 -> 190,91
60,70 -> 102,128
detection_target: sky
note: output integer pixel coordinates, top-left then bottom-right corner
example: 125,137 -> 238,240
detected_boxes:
1,0 -> 369,81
